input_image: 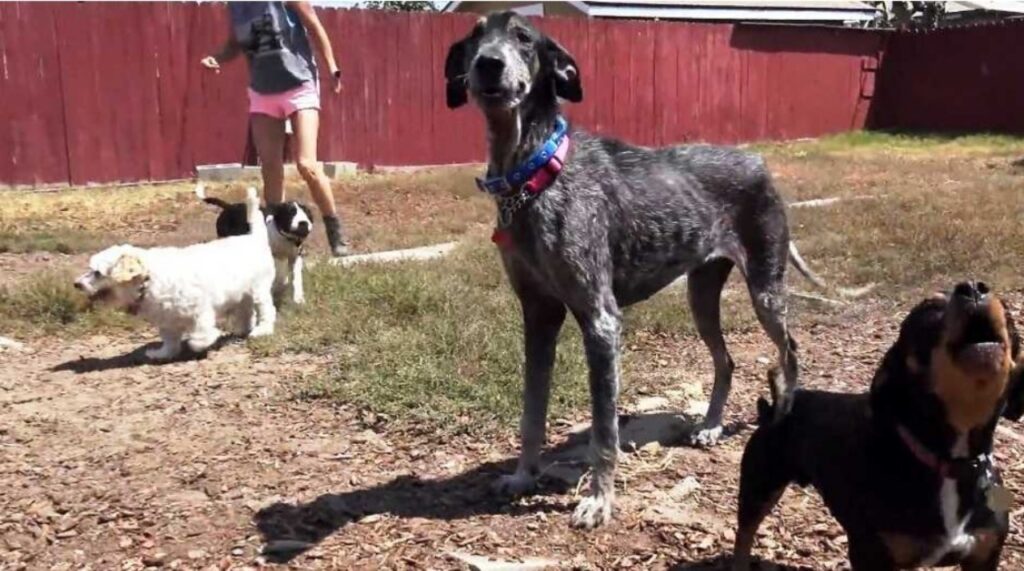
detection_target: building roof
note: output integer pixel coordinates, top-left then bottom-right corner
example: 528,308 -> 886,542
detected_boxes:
444,1 -> 879,22
943,1 -> 1024,14
937,0 -> 1024,13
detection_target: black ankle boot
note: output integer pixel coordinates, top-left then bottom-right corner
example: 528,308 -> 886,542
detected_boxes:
323,215 -> 349,257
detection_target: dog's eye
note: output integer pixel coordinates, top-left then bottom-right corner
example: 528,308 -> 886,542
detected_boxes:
515,29 -> 532,44
92,270 -> 102,278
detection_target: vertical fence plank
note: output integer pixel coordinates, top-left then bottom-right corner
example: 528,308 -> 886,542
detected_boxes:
0,3 -> 69,185
9,4 -> 982,186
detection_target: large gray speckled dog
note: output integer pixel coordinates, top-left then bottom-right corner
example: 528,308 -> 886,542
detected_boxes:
445,12 -> 837,529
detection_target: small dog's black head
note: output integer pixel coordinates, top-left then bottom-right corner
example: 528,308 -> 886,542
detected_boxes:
873,281 -> 1023,430
269,202 -> 314,240
445,11 -> 581,112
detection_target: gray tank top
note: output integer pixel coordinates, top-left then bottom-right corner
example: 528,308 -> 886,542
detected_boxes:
229,2 -> 317,94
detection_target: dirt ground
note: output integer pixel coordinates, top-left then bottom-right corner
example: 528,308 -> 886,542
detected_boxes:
5,297 -> 1024,570
5,141 -> 1024,569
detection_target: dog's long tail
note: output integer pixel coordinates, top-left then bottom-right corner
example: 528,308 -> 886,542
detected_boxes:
194,182 -> 233,211
756,366 -> 786,426
788,241 -> 875,299
244,187 -> 268,241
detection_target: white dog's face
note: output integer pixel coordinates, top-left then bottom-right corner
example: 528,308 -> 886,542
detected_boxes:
74,245 -> 149,309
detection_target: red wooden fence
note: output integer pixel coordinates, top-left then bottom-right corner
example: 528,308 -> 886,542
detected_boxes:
868,21 -> 1024,133
3,3 -> 986,187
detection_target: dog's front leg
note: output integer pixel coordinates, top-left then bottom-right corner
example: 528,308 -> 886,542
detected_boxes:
290,256 -> 305,305
146,328 -> 183,361
187,308 -> 222,353
494,294 -> 567,496
249,285 -> 277,337
571,299 -> 622,529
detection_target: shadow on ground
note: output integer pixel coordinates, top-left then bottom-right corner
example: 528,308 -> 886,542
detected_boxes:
51,337 -> 240,373
254,412 -> 751,563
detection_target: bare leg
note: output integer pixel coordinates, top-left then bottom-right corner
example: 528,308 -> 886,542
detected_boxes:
250,114 -> 287,205
493,291 -> 566,495
687,258 -> 736,447
291,109 -> 347,255
570,293 -> 622,529
290,109 -> 337,216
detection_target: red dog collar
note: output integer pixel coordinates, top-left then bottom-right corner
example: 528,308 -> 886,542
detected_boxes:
897,424 -> 988,481
492,136 -> 570,248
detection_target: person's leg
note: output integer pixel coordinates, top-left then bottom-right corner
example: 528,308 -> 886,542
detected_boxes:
250,114 -> 287,205
291,107 -> 348,256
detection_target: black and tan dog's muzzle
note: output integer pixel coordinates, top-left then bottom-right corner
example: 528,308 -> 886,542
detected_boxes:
945,281 -> 1008,375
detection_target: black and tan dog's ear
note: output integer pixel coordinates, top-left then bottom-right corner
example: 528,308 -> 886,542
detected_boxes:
1003,362 -> 1024,420
1002,310 -> 1024,420
445,38 -> 470,109
1007,306 -> 1020,362
543,37 -> 582,103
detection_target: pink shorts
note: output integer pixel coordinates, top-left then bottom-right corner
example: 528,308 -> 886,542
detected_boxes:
248,81 -> 320,119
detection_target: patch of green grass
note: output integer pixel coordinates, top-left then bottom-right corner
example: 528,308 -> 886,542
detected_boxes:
251,241 -> 772,434
0,229 -> 106,254
252,243 -> 590,432
753,130 -> 1024,159
790,168 -> 1024,298
6,132 -> 1024,437
0,271 -> 137,336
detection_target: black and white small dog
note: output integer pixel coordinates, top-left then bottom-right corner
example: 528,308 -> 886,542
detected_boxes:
196,184 -> 313,304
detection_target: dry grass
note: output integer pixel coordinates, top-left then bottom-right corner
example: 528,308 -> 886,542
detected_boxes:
0,271 -> 138,337
3,132 -> 1024,430
756,131 -> 1024,203
0,169 -> 491,255
0,184 -> 201,253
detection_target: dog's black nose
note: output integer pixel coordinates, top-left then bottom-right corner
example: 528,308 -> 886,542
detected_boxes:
73,281 -> 84,290
474,54 -> 505,82
953,281 -> 988,303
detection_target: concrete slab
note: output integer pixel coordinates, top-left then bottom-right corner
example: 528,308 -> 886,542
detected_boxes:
196,161 -> 358,183
195,164 -> 261,182
328,242 -> 460,267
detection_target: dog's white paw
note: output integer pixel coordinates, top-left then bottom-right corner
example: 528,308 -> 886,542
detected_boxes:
492,472 -> 537,496
293,294 -> 305,305
689,425 -> 724,448
249,324 -> 274,338
571,494 -> 613,529
146,345 -> 179,361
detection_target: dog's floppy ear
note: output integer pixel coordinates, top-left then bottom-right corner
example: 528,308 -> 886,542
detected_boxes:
1003,362 -> 1024,420
1003,309 -> 1024,420
543,37 -> 582,103
1007,305 -> 1020,362
445,38 -> 469,109
110,252 -> 148,283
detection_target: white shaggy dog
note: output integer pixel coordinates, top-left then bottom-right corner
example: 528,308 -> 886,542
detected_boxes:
74,188 -> 276,360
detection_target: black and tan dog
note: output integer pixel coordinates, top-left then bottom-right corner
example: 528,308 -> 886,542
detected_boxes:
734,281 -> 1024,570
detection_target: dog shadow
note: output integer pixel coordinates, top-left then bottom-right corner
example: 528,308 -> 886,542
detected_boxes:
254,412 -> 750,563
670,555 -> 811,570
51,336 -> 239,374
